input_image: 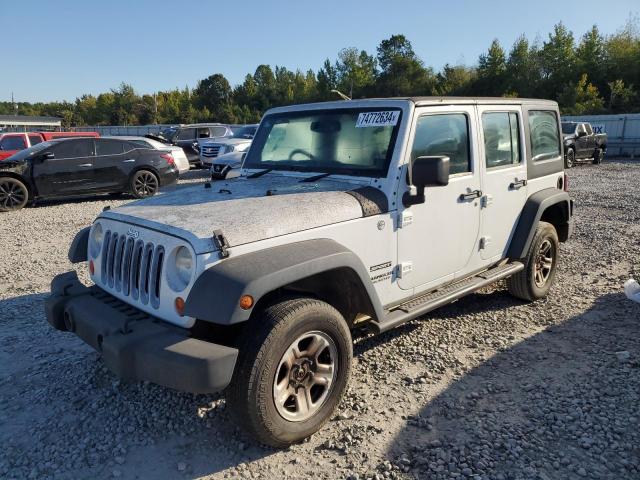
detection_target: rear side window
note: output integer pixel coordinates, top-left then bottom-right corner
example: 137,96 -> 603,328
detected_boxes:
51,139 -> 94,158
176,128 -> 196,141
210,126 -> 228,137
29,135 -> 43,146
585,124 -> 593,135
482,112 -> 521,168
411,114 -> 471,174
528,111 -> 561,161
0,136 -> 26,150
96,139 -> 124,156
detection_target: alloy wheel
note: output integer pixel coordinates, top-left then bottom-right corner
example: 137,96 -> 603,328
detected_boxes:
273,331 -> 338,422
534,239 -> 554,288
0,179 -> 27,210
134,172 -> 158,197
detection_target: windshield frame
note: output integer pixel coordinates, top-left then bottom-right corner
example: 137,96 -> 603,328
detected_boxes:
243,107 -> 403,178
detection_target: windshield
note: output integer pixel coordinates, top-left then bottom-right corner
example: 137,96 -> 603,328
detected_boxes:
3,141 -> 54,161
230,125 -> 257,139
244,109 -> 402,177
561,123 -> 577,134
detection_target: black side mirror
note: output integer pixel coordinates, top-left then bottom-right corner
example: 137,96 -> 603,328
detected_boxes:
403,155 -> 450,207
40,152 -> 55,161
577,130 -> 586,137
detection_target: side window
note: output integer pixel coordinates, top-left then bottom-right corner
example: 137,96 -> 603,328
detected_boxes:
176,128 -> 195,141
96,139 -> 124,156
411,114 -> 471,175
51,139 -> 94,158
197,127 -> 211,138
210,126 -> 228,137
482,112 -> 521,168
585,124 -> 593,135
29,135 -> 43,146
528,111 -> 561,161
0,136 -> 26,150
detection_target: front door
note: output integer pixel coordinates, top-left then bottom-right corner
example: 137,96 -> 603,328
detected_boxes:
477,107 -> 528,261
397,106 -> 482,291
33,139 -> 96,196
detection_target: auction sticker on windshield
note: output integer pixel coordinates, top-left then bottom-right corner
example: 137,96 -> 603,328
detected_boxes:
356,111 -> 400,128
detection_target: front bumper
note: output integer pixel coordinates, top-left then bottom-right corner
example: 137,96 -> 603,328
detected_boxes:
45,271 -> 238,394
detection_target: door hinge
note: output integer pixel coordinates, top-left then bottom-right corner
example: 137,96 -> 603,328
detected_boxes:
482,194 -> 493,208
398,210 -> 413,228
480,236 -> 492,249
398,262 -> 413,278
212,229 -> 230,258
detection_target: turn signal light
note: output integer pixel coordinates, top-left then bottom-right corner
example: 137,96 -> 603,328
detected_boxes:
239,295 -> 254,310
175,297 -> 185,316
89,260 -> 95,275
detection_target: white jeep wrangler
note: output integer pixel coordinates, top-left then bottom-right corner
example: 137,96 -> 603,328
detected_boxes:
46,97 -> 574,447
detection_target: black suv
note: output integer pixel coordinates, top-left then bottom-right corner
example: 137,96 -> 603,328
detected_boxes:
0,137 -> 178,212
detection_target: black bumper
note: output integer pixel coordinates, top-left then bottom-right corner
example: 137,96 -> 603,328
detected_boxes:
45,272 -> 238,394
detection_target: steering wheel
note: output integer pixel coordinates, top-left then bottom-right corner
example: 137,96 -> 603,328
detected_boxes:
288,149 -> 315,161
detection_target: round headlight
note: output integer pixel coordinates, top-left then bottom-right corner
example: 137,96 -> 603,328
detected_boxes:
89,222 -> 103,258
174,246 -> 193,287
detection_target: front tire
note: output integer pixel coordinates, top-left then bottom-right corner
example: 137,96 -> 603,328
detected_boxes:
227,298 -> 352,447
507,221 -> 559,301
565,148 -> 575,168
130,170 -> 159,198
0,177 -> 29,212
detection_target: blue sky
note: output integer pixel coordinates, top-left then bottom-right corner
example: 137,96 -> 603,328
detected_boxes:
1,0 -> 637,103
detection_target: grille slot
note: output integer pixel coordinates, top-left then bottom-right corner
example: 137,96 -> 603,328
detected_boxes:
100,232 -> 164,308
202,145 -> 222,158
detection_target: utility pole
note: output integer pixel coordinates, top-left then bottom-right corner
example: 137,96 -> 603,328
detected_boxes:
12,92 -> 18,115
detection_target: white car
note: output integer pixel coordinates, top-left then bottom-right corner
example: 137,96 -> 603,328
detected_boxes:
111,136 -> 190,174
199,124 -> 258,168
210,151 -> 245,179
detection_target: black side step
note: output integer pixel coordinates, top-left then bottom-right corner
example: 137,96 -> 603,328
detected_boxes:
371,262 -> 524,334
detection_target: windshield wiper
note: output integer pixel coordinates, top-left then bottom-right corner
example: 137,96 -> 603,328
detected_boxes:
300,172 -> 332,183
247,168 -> 273,179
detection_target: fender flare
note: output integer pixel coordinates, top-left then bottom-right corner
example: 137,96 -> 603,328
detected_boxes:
507,188 -> 573,259
184,239 -> 384,325
68,226 -> 90,263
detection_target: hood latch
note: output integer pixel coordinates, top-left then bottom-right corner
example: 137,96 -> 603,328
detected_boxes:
212,229 -> 230,258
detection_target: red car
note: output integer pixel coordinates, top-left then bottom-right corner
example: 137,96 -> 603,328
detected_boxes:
0,131 -> 99,161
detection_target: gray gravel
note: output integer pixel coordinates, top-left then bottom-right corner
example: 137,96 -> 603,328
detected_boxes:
1,161 -> 639,480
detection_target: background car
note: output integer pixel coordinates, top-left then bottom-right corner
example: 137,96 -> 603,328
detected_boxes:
110,136 -> 190,174
210,151 -> 246,179
199,124 -> 258,169
147,123 -> 234,167
0,137 -> 178,212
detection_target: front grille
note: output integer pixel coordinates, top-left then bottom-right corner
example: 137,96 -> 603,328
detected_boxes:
100,231 -> 164,309
202,145 -> 223,158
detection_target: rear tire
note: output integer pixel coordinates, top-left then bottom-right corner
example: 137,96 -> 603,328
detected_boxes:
130,170 -> 159,198
565,148 -> 575,168
0,177 -> 29,212
593,148 -> 603,165
227,298 -> 352,447
507,221 -> 559,301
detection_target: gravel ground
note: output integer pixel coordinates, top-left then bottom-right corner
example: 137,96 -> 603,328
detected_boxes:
1,161 -> 639,480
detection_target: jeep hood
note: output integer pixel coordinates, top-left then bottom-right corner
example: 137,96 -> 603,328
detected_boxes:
99,175 -> 387,253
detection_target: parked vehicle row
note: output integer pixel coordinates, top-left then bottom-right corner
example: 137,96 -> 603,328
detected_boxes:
47,97 -> 574,447
561,121 -> 607,168
0,137 -> 178,212
0,131 -> 99,161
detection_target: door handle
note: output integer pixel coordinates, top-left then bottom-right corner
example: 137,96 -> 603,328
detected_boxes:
509,179 -> 527,189
123,159 -> 136,163
459,190 -> 482,201
78,163 -> 93,167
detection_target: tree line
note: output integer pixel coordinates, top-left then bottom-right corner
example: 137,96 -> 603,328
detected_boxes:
2,20 -> 639,128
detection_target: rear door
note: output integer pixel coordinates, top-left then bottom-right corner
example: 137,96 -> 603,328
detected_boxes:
32,139 -> 96,196
92,139 -> 130,190
478,106 -> 528,261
